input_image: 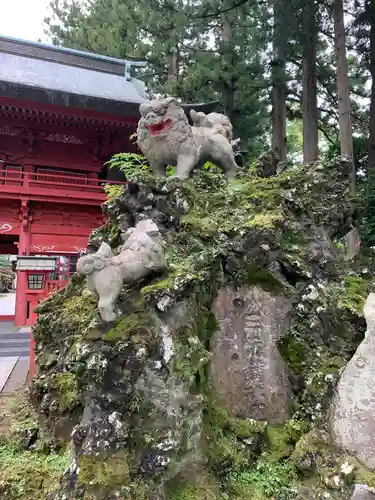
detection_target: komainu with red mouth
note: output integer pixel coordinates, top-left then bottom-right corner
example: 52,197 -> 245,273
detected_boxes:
136,97 -> 240,180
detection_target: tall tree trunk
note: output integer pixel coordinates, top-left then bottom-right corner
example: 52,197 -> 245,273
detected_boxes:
271,0 -> 287,163
221,14 -> 236,125
333,0 -> 359,258
368,0 -> 375,175
302,0 -> 319,164
333,0 -> 355,185
167,46 -> 178,82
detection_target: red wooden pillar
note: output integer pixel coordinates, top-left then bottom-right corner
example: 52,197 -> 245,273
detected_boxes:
23,163 -> 35,180
15,199 -> 30,326
87,171 -> 98,188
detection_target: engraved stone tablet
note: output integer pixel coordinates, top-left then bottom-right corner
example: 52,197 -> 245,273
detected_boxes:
211,285 -> 293,423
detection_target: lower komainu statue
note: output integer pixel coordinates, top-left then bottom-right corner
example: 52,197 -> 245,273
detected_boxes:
137,97 -> 240,180
76,220 -> 166,322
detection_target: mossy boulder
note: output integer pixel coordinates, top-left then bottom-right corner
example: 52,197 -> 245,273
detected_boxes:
28,158 -> 371,499
0,392 -> 70,499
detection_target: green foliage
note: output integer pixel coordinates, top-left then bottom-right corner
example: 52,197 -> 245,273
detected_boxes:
204,401 -> 267,489
0,394 -> 69,500
103,184 -> 124,201
107,152 -> 152,179
0,442 -> 69,500
328,274 -> 372,316
286,120 -> 303,162
338,275 -> 371,314
278,328 -> 309,375
166,472 -> 221,500
229,455 -> 297,498
107,153 -> 221,182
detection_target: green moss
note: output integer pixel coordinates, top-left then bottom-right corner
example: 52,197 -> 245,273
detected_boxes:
291,429 -> 375,491
53,373 -> 79,412
266,425 -> 294,459
173,330 -> 211,388
103,312 -> 149,343
141,275 -> 176,295
278,328 -> 309,375
33,372 -> 79,412
336,275 -> 371,316
266,420 -> 309,459
77,453 -> 130,493
3,394 -> 39,437
171,308 -> 218,390
0,441 -> 70,500
176,168 -> 295,241
246,211 -> 282,229
166,471 -> 221,500
218,410 -> 266,439
235,264 -> 286,293
108,223 -> 121,246
180,214 -> 220,237
354,467 -> 375,488
0,393 -> 70,500
37,351 -> 58,370
204,403 -> 266,479
62,291 -> 97,330
229,418 -> 265,439
280,229 -> 306,251
88,221 -> 121,247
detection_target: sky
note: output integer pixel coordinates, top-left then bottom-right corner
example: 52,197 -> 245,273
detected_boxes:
0,0 -> 51,42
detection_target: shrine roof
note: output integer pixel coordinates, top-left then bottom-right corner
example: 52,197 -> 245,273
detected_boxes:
0,36 -> 147,118
0,35 -> 219,121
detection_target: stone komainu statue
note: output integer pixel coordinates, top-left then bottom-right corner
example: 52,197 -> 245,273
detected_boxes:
190,109 -> 233,142
136,97 -> 239,180
76,220 -> 166,322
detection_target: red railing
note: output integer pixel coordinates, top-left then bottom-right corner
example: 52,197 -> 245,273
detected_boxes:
44,279 -> 70,295
1,170 -> 126,204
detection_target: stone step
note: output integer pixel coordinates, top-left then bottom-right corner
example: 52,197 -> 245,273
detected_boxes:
0,340 -> 30,349
2,357 -> 29,393
0,348 -> 30,357
0,357 -> 18,392
0,333 -> 30,340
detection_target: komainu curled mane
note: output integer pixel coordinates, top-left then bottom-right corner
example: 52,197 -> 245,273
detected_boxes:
136,97 -> 239,180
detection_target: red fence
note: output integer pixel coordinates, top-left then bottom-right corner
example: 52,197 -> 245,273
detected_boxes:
1,169 -> 125,204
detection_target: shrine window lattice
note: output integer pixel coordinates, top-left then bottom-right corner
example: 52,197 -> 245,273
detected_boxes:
2,164 -> 23,184
27,274 -> 44,290
36,167 -> 88,185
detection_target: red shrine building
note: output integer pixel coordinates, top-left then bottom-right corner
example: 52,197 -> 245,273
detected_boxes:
0,36 -> 147,326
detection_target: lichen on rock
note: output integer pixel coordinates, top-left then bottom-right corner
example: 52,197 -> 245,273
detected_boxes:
27,157 -> 374,499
